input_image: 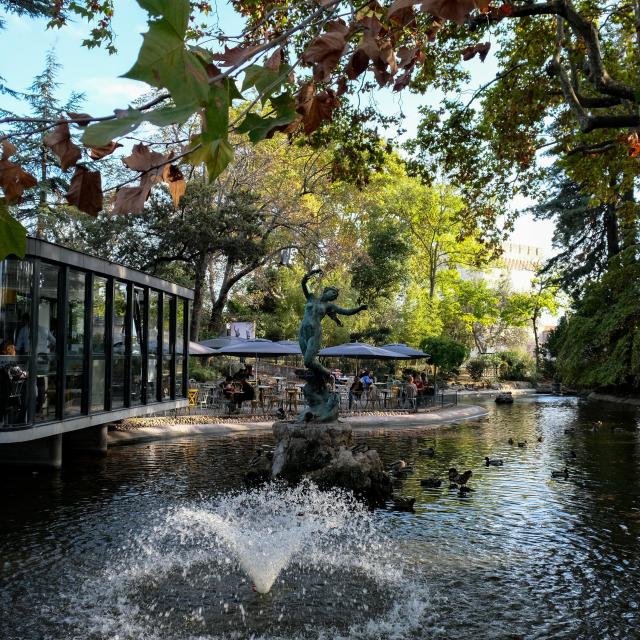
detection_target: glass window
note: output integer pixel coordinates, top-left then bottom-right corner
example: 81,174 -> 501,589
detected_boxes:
64,270 -> 86,417
35,263 -> 59,423
162,294 -> 174,400
131,287 -> 144,405
112,281 -> 127,410
148,290 -> 159,402
0,258 -> 33,426
91,277 -> 107,412
175,298 -> 185,398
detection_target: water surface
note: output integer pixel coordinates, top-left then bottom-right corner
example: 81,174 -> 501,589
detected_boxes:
1,395 -> 639,639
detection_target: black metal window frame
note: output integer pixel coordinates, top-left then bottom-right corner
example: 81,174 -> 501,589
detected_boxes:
3,239 -> 193,429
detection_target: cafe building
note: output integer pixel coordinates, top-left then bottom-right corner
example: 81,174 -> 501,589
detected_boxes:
0,238 -> 193,467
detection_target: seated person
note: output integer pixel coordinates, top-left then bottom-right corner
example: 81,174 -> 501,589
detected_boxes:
360,370 -> 373,388
235,379 -> 255,409
349,377 -> 364,409
405,375 -> 418,408
220,376 -> 235,401
415,376 -> 425,392
0,340 -> 16,356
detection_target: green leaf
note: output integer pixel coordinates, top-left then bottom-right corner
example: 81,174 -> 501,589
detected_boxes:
205,139 -> 234,181
0,203 -> 27,260
146,103 -> 198,126
82,109 -> 144,146
202,84 -> 229,141
123,17 -> 209,107
236,111 -> 296,143
241,64 -> 292,102
82,104 -> 197,147
137,0 -> 189,36
225,78 -> 244,102
185,138 -> 234,181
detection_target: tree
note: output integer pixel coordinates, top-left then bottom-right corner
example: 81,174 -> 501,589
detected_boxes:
7,0 -> 640,259
466,357 -> 486,381
505,279 -> 560,371
420,335 -> 468,380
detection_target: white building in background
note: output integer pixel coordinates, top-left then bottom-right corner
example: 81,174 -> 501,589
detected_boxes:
459,242 -> 558,354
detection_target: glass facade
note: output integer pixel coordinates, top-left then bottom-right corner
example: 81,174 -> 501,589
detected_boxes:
0,241 -> 190,430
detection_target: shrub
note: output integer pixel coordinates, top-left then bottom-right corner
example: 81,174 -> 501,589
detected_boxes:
466,357 -> 486,381
498,351 -> 535,381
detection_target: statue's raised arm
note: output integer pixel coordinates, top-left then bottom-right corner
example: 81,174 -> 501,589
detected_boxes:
328,303 -> 368,317
301,268 -> 323,299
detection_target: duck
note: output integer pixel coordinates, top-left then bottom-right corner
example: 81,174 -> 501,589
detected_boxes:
508,438 -> 515,445
458,486 -> 474,496
537,436 -> 544,443
447,468 -> 472,485
392,466 -> 414,478
392,496 -> 416,512
275,407 -> 286,420
551,467 -> 569,479
419,447 -> 435,457
448,467 -> 459,481
517,441 -> 527,448
564,428 -> 576,435
485,457 -> 503,466
449,483 -> 459,490
389,460 -> 407,472
420,477 -> 442,488
457,470 -> 473,485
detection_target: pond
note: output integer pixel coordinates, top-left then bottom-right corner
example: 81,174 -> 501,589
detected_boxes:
1,395 -> 639,639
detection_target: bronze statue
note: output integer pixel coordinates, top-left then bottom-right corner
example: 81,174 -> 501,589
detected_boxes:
296,269 -> 367,422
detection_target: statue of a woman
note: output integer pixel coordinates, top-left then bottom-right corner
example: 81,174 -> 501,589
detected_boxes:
298,268 -> 367,382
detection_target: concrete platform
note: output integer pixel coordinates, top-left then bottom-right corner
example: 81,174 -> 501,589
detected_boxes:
108,404 -> 488,447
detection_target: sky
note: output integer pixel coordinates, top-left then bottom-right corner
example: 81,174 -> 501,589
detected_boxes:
0,2 -> 555,254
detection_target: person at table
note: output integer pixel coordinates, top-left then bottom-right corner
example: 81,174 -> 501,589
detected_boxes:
360,370 -> 373,388
0,340 -> 16,356
349,377 -> 363,409
220,376 -> 235,401
234,378 -> 255,410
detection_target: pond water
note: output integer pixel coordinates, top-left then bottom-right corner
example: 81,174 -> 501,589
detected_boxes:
1,395 -> 639,639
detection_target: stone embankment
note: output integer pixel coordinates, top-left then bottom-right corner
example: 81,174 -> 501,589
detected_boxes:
108,404 -> 488,446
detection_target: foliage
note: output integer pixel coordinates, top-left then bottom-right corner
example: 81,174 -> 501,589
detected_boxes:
465,356 -> 486,381
497,350 -> 536,381
420,335 -> 468,378
351,218 -> 410,303
555,255 -> 640,390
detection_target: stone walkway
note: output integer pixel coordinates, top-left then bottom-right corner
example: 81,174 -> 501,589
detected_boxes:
108,404 -> 488,447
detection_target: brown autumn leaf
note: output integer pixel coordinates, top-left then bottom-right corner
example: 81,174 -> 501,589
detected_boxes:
461,41 -> 491,62
302,19 -> 349,82
111,174 -> 154,216
421,0 -> 477,25
66,111 -> 92,127
296,83 -> 340,135
393,69 -> 412,92
122,143 -> 166,173
626,132 -> 640,157
345,49 -> 370,80
397,46 -> 418,69
44,121 -> 82,171
211,44 -> 260,67
162,164 -> 187,206
88,141 -> 123,160
265,47 -> 282,71
65,165 -> 103,216
336,76 -> 349,96
426,19 -> 443,40
387,0 -> 421,18
0,140 -> 38,203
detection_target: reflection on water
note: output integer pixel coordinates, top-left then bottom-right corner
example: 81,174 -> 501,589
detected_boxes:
1,396 -> 639,639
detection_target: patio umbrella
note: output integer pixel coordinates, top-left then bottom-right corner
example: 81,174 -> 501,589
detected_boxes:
212,338 -> 301,381
381,343 -> 429,359
198,335 -> 245,350
188,341 -> 218,356
319,342 -> 405,359
319,342 -> 405,378
276,339 -> 303,355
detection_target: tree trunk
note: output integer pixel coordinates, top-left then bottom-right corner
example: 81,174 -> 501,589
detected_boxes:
603,203 -> 620,258
208,300 -> 226,336
190,255 -> 208,341
532,310 -> 540,374
37,142 -> 47,239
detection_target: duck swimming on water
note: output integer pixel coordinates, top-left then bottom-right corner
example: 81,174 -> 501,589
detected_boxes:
485,457 -> 503,466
